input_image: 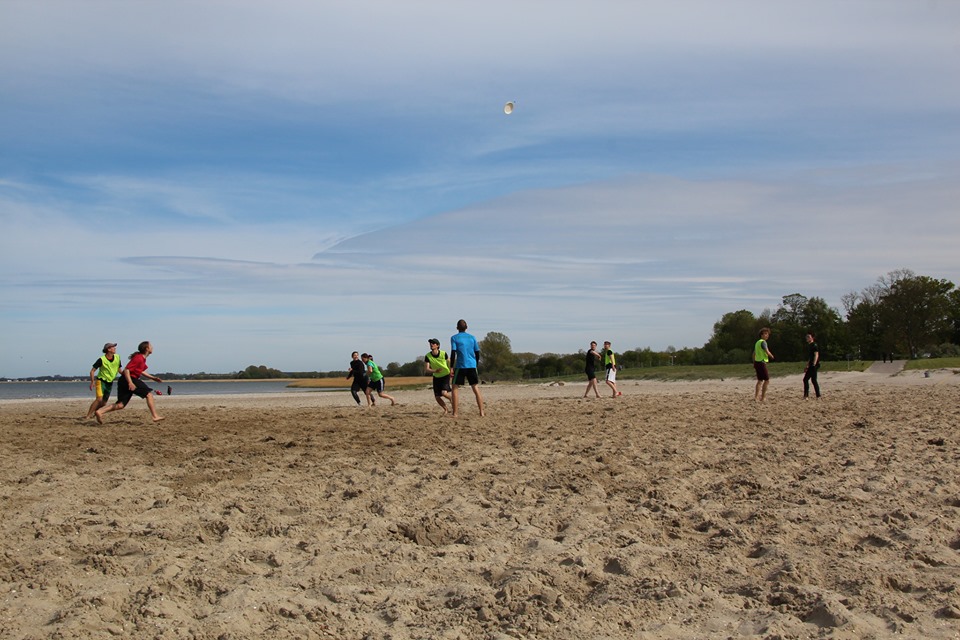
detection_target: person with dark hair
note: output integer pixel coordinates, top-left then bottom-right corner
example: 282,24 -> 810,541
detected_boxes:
753,328 -> 774,402
85,342 -> 121,420
95,341 -> 164,423
345,351 -> 372,406
803,333 -> 821,399
583,341 -> 601,398
450,319 -> 484,417
424,338 -> 452,412
602,340 -> 621,397
364,353 -> 396,406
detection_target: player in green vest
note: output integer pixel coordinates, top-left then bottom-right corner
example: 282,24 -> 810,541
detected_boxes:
603,340 -> 621,397
753,327 -> 775,402
85,342 -> 122,420
424,338 -> 452,413
363,354 -> 396,406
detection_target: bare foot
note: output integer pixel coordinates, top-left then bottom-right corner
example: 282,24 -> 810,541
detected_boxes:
153,416 -> 165,423
94,412 -> 103,425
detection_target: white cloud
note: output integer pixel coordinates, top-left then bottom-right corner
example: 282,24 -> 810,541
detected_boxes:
2,1 -> 958,378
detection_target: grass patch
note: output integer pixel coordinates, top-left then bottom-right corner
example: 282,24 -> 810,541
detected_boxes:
525,360 -> 870,383
619,361 -> 868,380
903,357 -> 960,371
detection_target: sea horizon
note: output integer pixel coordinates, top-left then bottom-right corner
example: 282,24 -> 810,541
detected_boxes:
0,380 -> 342,401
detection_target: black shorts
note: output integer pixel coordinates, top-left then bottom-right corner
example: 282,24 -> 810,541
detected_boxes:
118,377 -> 152,405
585,370 -> 597,381
368,378 -> 385,393
753,362 -> 769,381
432,376 -> 451,397
454,368 -> 480,386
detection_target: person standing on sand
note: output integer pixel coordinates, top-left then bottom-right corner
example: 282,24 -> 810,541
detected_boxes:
803,332 -> 821,399
583,341 -> 601,398
424,338 -> 452,413
364,354 -> 396,406
450,319 -> 484,418
85,342 -> 122,420
603,340 -> 621,397
346,351 -> 373,406
753,328 -> 774,402
95,341 -> 164,423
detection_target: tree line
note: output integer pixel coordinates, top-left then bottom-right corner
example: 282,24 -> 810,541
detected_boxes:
441,269 -> 956,381
164,269 -> 958,381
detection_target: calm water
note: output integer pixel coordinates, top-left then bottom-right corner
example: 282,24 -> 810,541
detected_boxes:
0,380 -> 338,401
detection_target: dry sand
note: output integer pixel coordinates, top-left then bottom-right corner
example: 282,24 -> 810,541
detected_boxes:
1,370 -> 958,639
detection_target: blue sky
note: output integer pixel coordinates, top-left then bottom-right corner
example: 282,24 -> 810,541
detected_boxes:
2,0 -> 959,377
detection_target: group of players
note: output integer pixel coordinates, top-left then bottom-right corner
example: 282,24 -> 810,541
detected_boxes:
85,340 -> 166,424
354,319 -> 486,418
84,320 -> 637,424
345,351 -> 397,407
582,339 -> 622,398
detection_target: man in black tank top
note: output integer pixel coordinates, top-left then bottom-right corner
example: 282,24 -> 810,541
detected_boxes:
583,341 -> 601,398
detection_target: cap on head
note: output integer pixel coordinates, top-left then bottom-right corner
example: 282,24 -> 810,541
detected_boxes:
103,342 -> 117,353
429,338 -> 440,346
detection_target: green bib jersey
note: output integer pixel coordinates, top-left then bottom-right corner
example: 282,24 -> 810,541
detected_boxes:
95,354 -> 122,382
367,359 -> 384,382
425,349 -> 450,378
754,339 -> 770,363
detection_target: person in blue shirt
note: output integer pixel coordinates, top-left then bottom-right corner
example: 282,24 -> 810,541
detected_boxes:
450,319 -> 485,418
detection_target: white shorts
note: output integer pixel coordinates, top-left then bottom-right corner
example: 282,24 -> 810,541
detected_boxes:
606,367 -> 617,382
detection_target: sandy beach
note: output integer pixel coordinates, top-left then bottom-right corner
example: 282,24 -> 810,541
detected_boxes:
1,370 -> 958,639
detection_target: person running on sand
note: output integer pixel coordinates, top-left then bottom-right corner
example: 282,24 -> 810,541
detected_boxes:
364,354 -> 396,406
85,342 -> 122,420
95,341 -> 164,423
803,332 -> 821,399
346,351 -> 373,406
424,338 -> 452,412
583,340 -> 601,398
603,340 -> 621,397
450,319 -> 484,418
753,327 -> 774,402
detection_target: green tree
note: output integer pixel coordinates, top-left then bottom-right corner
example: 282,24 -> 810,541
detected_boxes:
701,310 -> 757,364
772,293 -> 808,361
842,288 -> 883,359
237,364 -> 284,379
949,289 -> 960,345
479,332 -> 521,380
772,294 -> 845,361
876,270 -> 955,357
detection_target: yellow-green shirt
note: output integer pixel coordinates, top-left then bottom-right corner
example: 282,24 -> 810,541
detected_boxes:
754,339 -> 769,363
425,349 -> 450,378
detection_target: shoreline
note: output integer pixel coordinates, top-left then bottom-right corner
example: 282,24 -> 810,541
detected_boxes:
1,369 -> 956,410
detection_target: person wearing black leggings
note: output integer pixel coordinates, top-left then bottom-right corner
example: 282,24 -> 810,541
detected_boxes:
345,351 -> 372,405
803,333 -> 821,399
